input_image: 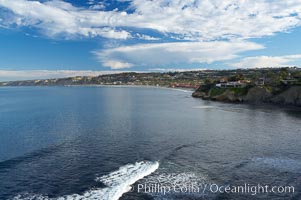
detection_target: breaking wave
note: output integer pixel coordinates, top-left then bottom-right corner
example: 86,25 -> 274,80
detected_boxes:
140,171 -> 208,199
13,161 -> 159,200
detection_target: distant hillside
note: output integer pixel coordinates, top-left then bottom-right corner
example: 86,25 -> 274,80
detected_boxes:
0,71 -> 202,87
191,67 -> 301,107
2,67 -> 301,107
1,67 -> 300,88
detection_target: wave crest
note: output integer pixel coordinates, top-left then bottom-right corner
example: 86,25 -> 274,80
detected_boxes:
13,161 -> 159,200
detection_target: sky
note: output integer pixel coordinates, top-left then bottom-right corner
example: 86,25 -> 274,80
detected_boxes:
0,0 -> 301,81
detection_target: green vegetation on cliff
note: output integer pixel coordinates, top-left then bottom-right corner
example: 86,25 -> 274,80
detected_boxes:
193,84 -> 301,106
191,67 -> 301,106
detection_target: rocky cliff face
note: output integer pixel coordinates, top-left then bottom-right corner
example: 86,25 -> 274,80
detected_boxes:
270,86 -> 301,106
243,87 -> 272,103
192,85 -> 301,107
212,90 -> 243,102
192,91 -> 209,99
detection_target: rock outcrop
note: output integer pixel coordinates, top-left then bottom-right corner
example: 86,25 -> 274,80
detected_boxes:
192,85 -> 301,107
192,91 -> 206,98
243,87 -> 272,104
270,86 -> 301,106
212,90 -> 243,102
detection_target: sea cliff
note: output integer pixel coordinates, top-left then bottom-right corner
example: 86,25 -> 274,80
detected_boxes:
192,85 -> 301,107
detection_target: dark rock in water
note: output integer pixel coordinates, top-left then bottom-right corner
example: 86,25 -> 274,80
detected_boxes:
192,91 -> 206,98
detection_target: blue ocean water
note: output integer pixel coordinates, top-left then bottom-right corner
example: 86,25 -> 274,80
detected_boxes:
0,86 -> 300,200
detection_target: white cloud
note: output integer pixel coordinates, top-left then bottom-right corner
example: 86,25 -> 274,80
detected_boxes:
93,40 -> 264,69
230,55 -> 301,68
1,0 -> 301,69
136,33 -> 160,41
0,0 -> 132,39
0,70 -> 125,81
102,61 -> 133,69
0,0 -> 301,40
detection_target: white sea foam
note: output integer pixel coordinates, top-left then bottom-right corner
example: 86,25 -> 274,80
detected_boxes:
140,171 -> 208,199
143,171 -> 206,187
169,88 -> 192,93
13,161 -> 159,200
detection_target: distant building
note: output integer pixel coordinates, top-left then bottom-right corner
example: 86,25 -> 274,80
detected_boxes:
219,77 -> 228,83
281,73 -> 299,85
281,79 -> 298,85
256,77 -> 265,86
170,83 -> 199,89
216,81 -> 246,88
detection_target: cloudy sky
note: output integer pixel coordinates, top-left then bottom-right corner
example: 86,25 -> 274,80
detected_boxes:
0,0 -> 301,80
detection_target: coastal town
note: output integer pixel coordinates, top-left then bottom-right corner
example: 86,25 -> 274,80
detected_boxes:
1,67 -> 300,106
1,67 -> 300,88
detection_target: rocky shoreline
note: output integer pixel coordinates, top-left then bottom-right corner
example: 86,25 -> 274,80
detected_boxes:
192,85 -> 301,107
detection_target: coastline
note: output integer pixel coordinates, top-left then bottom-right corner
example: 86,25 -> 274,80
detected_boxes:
2,84 -> 195,93
192,86 -> 301,109
2,84 -> 300,110
194,97 -> 301,111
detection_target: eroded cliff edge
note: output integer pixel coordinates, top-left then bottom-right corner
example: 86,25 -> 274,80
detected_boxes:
192,85 -> 301,107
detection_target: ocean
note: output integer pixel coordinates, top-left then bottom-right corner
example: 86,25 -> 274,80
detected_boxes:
0,86 -> 300,200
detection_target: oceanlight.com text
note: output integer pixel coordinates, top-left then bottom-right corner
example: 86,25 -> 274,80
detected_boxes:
135,183 -> 295,196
